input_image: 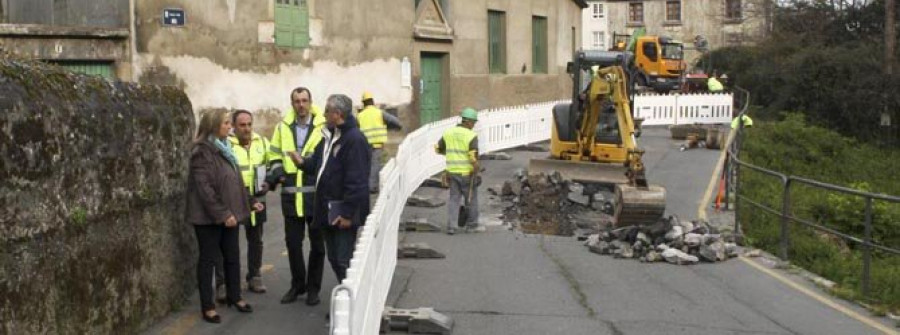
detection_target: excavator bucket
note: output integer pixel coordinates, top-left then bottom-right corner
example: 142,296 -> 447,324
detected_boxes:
528,157 -> 667,227
528,158 -> 629,184
615,184 -> 666,226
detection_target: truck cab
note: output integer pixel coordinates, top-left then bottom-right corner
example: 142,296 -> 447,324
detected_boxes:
634,36 -> 684,92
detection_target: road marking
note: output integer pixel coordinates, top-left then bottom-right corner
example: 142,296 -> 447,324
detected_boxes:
261,264 -> 274,273
698,129 -> 735,221
739,256 -> 898,335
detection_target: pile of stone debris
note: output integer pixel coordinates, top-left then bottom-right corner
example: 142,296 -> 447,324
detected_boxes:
494,171 -> 740,265
495,171 -> 618,236
584,215 -> 741,265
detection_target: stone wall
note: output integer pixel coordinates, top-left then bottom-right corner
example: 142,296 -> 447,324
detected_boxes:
0,56 -> 196,333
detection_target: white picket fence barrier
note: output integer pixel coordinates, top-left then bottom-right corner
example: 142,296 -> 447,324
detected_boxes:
633,93 -> 733,126
329,100 -> 563,335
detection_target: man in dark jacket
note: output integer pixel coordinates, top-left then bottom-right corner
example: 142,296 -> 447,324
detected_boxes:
297,94 -> 371,282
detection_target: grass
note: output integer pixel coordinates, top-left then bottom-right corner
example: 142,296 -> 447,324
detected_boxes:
736,114 -> 900,314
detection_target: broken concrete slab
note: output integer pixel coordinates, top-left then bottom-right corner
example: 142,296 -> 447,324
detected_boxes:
662,248 -> 699,265
400,218 -> 442,232
381,307 -> 453,335
407,194 -> 446,208
420,177 -> 447,189
684,233 -> 702,247
398,243 -> 446,259
699,241 -> 726,262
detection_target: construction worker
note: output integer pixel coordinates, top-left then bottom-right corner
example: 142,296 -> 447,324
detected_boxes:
436,108 -> 482,235
214,110 -> 270,295
357,91 -> 403,193
731,114 -> 753,129
707,73 -> 724,92
267,87 -> 327,306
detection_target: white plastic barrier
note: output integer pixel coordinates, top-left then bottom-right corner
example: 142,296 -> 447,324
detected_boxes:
330,100 -> 564,335
633,93 -> 733,126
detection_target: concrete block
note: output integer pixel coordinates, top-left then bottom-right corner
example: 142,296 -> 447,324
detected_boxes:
400,218 -> 442,232
381,307 -> 453,335
398,243 -> 446,259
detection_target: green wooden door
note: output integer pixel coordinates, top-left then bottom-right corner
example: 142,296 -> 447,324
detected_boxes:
420,54 -> 443,124
52,61 -> 114,79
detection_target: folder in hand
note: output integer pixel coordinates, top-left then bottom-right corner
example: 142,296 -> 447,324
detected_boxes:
327,200 -> 348,226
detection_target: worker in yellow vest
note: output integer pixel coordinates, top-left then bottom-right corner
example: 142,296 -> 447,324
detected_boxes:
357,91 -> 403,193
266,87 -> 327,306
707,72 -> 724,92
731,114 -> 753,129
436,108 -> 482,235
212,110 -> 271,296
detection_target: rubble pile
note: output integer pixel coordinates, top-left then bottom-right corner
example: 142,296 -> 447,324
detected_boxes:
497,171 -> 617,236
584,215 -> 740,265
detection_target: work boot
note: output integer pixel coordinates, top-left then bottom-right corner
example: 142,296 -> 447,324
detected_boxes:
446,227 -> 455,235
215,284 -> 226,303
248,277 -> 267,294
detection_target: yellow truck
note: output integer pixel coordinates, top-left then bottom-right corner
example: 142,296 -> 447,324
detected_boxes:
611,31 -> 685,93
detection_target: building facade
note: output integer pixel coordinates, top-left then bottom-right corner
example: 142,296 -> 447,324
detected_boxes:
604,0 -> 768,65
133,0 -> 586,132
0,0 -> 133,80
582,0 -> 610,51
0,0 -> 586,133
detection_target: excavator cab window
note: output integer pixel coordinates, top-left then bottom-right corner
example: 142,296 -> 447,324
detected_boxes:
642,42 -> 658,62
595,101 -> 622,145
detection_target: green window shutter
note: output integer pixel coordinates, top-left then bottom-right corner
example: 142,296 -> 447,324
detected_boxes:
275,0 -> 309,48
532,16 -> 547,74
488,10 -> 506,74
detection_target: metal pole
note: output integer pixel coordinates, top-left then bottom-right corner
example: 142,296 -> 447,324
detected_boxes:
733,132 -> 742,235
780,178 -> 791,260
862,197 -> 873,297
723,155 -> 731,210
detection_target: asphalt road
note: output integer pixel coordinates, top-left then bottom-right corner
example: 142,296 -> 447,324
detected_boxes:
391,127 -> 895,335
144,127 -> 896,335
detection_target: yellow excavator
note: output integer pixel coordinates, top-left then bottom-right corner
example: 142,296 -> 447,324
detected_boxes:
529,50 -> 666,226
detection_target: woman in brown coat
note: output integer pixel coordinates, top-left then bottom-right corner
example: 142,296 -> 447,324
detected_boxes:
186,109 -> 263,323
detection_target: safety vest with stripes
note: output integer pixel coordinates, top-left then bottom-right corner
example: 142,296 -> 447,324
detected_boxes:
442,126 -> 477,175
358,105 -> 388,148
268,107 -> 325,217
228,133 -> 269,226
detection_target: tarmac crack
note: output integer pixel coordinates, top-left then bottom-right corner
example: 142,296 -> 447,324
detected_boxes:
538,236 -> 597,319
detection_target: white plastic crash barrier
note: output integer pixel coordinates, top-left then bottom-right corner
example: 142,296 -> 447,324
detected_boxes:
633,93 -> 733,126
329,100 -> 564,335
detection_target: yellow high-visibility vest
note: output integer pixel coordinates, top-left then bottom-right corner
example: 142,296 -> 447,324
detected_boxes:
268,107 -> 325,217
358,105 -> 388,147
229,133 -> 269,226
442,126 -> 477,175
708,77 -> 724,92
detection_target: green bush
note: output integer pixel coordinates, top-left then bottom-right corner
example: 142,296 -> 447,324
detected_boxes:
737,116 -> 900,311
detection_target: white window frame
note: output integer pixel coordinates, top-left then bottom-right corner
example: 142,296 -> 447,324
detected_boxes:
592,3 -> 604,19
592,31 -> 605,50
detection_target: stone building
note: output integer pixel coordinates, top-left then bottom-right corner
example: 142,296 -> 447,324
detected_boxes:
133,0 -> 587,131
0,0 -> 134,80
1,0 -> 586,132
603,0 -> 768,64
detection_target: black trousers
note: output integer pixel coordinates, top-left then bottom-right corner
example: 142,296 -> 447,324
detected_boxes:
285,215 -> 325,294
195,224 -> 241,311
322,225 -> 358,282
215,217 -> 265,284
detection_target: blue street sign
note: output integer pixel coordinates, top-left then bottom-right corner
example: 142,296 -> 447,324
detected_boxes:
162,8 -> 185,27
